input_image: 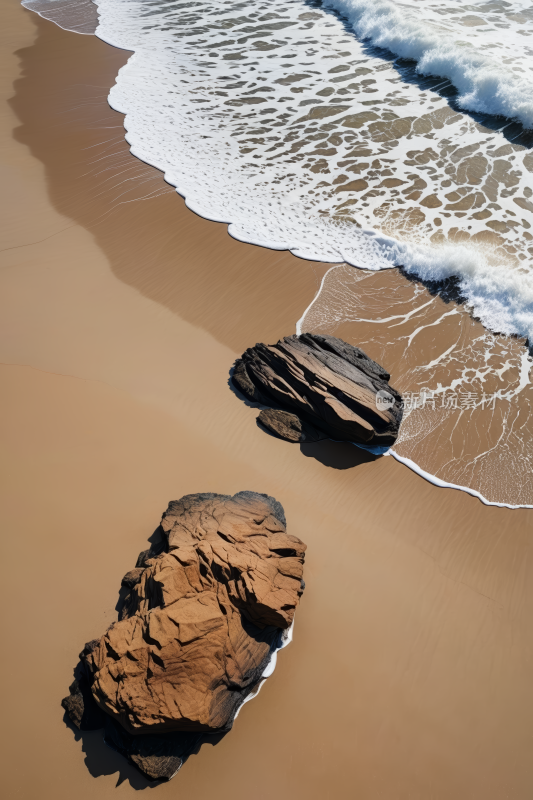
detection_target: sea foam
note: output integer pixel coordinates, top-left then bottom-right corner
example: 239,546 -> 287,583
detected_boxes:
20,0 -> 533,345
88,0 -> 533,348
374,236 -> 533,343
324,0 -> 533,129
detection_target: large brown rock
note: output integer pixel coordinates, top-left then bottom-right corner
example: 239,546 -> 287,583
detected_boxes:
232,333 -> 403,448
62,491 -> 305,781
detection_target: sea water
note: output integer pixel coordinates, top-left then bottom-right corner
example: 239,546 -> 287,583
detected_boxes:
22,0 -> 533,505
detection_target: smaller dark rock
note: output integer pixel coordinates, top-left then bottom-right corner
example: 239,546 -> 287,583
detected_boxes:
231,333 -> 403,447
258,408 -> 326,443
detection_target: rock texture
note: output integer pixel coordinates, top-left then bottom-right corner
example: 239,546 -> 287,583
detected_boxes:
258,407 -> 326,443
62,491 -> 305,781
232,333 -> 403,447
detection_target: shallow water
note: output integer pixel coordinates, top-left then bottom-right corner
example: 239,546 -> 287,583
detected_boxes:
22,0 -> 533,504
22,0 -> 99,33
299,265 -> 533,505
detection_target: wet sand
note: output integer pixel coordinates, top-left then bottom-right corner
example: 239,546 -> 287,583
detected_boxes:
3,2 -> 533,798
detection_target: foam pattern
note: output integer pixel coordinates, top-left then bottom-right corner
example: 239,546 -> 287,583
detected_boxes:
89,0 -> 533,343
326,0 -> 533,129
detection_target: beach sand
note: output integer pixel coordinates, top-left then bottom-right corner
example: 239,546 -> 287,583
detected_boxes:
3,2 -> 533,797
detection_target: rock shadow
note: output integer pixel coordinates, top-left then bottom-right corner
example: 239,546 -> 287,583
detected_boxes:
63,711 -> 228,790
300,439 -> 379,469
254,411 -> 383,468
63,713 -> 158,790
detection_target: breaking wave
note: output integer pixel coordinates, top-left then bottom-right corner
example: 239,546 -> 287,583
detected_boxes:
325,0 -> 533,129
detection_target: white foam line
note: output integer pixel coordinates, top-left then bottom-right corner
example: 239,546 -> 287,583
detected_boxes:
388,450 -> 533,510
296,264 -> 344,335
403,307 -> 459,347
233,618 -> 295,720
356,297 -> 437,327
423,341 -> 458,370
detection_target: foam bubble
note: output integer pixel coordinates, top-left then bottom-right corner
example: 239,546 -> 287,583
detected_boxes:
325,0 -> 533,128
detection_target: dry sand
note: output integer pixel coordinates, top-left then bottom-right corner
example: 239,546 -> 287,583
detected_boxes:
2,2 -> 533,797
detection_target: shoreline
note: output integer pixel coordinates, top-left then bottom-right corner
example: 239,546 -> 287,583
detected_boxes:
83,0 -> 533,508
4,3 -> 533,798
91,0 -> 533,356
